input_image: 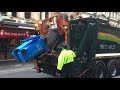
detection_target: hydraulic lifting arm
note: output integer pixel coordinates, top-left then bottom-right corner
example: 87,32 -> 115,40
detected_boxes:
38,15 -> 69,45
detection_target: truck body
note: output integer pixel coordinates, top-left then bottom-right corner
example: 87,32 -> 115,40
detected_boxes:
12,15 -> 120,78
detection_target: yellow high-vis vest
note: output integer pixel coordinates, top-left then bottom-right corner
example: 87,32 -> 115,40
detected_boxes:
57,49 -> 76,70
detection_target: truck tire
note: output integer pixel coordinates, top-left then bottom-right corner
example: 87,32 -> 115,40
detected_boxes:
107,60 -> 118,77
91,62 -> 106,78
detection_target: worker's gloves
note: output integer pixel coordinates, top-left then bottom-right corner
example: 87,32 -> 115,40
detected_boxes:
55,72 -> 60,78
56,69 -> 61,73
55,69 -> 61,78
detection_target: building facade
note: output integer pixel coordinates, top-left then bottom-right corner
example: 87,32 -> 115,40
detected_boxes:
1,12 -> 119,22
94,12 -> 120,20
0,12 -> 53,21
84,12 -> 120,27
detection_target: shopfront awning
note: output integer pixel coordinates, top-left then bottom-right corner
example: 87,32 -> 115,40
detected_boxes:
0,20 -> 37,38
0,19 -> 35,29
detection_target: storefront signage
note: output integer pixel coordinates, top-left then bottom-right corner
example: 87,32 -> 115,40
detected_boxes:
0,30 -> 30,38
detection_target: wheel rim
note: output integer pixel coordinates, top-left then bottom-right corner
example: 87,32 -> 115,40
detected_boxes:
110,64 -> 117,77
96,68 -> 104,78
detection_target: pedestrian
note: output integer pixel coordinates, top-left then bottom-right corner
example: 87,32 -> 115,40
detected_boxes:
56,43 -> 76,78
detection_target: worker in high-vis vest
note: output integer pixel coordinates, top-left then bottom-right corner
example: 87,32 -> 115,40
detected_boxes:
56,43 -> 76,78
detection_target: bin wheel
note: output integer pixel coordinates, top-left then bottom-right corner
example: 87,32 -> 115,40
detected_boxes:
91,62 -> 106,78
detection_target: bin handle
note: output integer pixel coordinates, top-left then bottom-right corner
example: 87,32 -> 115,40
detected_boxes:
21,35 -> 45,42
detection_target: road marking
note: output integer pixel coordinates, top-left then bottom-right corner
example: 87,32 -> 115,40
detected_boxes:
0,68 -> 34,75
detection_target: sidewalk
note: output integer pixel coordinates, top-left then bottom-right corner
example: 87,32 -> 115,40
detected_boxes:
0,59 -> 35,71
0,59 -> 15,62
0,59 -> 17,66
0,59 -> 34,63
0,59 -> 34,66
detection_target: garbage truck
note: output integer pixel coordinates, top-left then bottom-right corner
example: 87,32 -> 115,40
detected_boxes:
12,14 -> 120,78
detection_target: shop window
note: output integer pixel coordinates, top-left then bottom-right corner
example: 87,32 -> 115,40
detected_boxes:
0,39 -> 7,60
12,12 -> 17,17
10,39 -> 15,47
25,12 -> 31,19
7,39 -> 20,59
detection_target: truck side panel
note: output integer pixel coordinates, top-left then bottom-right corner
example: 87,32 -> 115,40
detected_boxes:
96,25 -> 120,54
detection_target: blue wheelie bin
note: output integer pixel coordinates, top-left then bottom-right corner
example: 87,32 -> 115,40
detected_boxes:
11,35 -> 39,61
11,35 -> 48,63
11,39 -> 34,61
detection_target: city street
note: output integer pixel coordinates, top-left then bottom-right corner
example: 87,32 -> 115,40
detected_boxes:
0,12 -> 120,78
0,60 -> 120,78
0,60 -> 55,78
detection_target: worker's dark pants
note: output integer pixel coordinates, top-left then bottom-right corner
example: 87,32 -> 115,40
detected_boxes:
60,62 -> 73,78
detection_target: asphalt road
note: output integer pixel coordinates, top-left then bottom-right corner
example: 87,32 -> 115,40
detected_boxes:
0,60 -> 55,78
0,60 -> 120,78
113,75 -> 120,78
0,68 -> 55,78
